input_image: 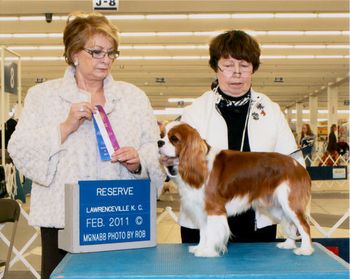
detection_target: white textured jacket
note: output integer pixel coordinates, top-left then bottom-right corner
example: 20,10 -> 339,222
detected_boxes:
8,67 -> 164,228
181,88 -> 302,229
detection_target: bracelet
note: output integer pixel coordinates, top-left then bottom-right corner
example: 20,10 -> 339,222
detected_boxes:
130,164 -> 142,174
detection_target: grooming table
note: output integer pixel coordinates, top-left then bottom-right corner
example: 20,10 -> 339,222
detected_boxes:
50,243 -> 349,279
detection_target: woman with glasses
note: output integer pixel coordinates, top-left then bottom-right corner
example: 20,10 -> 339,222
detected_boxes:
8,12 -> 164,279
178,30 -> 302,244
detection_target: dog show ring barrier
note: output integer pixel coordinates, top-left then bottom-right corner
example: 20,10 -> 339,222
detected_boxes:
0,163 -> 40,279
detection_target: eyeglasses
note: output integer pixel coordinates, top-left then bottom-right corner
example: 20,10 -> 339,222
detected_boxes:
217,63 -> 252,76
83,48 -> 120,60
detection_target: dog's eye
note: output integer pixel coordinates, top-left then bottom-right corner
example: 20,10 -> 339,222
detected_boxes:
169,135 -> 179,144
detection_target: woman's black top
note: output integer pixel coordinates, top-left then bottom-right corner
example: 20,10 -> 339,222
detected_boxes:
216,87 -> 251,151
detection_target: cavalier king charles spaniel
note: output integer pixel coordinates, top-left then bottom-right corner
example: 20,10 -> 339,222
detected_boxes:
158,121 -> 313,257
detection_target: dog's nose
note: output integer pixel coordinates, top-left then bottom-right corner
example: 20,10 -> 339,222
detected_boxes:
158,140 -> 165,148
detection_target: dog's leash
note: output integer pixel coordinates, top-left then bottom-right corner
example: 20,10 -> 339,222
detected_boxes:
289,149 -> 305,163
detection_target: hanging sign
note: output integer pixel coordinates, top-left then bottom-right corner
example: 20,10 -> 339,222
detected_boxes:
4,62 -> 18,94
93,0 -> 119,11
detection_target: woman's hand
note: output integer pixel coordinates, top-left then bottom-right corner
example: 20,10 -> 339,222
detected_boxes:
60,102 -> 96,143
111,147 -> 141,173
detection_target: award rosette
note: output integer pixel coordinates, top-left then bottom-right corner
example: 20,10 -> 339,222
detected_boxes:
92,105 -> 120,160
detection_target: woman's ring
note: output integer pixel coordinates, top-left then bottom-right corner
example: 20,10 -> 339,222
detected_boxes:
79,106 -> 84,112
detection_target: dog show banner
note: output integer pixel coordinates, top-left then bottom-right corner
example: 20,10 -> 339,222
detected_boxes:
58,179 -> 156,253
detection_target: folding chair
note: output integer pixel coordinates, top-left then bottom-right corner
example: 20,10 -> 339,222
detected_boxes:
0,198 -> 20,278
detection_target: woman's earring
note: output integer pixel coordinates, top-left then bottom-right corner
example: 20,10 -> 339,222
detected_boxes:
74,60 -> 79,66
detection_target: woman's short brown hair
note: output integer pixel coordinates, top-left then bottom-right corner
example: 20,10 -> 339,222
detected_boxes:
209,30 -> 261,73
63,12 -> 119,66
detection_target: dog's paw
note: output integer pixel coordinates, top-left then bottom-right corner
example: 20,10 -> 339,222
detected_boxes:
194,248 -> 219,257
293,247 -> 314,256
188,245 -> 199,254
277,239 -> 297,250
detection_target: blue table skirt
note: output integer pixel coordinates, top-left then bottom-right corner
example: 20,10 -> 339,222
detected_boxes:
51,243 -> 349,279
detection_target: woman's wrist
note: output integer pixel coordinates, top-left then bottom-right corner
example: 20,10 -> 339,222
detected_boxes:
59,122 -> 70,144
130,164 -> 142,174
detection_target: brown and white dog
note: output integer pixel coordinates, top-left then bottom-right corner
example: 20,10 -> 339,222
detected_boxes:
158,121 -> 313,257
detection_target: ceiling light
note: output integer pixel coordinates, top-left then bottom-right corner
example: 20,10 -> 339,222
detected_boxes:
143,56 -> 173,60
188,14 -> 231,19
165,45 -> 207,49
19,16 -> 44,21
8,46 -> 64,50
261,55 -> 349,59
108,15 -> 145,20
293,45 -> 326,49
121,32 -> 156,37
318,13 -> 350,18
231,13 -> 274,19
5,57 -> 64,61
0,17 -> 18,21
1,30 -> 348,39
8,44 -> 348,51
274,13 -> 317,18
172,56 -> 205,60
262,45 -> 294,49
0,33 -> 62,38
261,44 -> 349,49
326,45 -> 350,49
8,46 -> 38,50
306,31 -> 345,35
146,14 -> 187,20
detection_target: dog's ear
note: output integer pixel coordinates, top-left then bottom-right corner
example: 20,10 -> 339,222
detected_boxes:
177,126 -> 208,188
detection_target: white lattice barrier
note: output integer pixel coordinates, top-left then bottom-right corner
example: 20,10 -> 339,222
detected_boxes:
307,152 -> 349,237
1,164 -> 40,278
307,153 -> 349,166
0,204 -> 40,279
309,209 -> 350,238
157,206 -> 178,224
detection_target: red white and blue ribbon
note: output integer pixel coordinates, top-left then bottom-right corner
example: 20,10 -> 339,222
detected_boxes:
92,105 -> 120,161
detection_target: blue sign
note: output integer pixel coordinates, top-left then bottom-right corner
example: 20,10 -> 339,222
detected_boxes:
79,180 -> 151,246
